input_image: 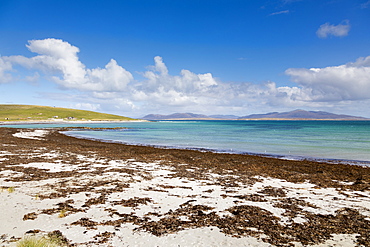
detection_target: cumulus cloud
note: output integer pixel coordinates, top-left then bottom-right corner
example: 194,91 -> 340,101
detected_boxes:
316,20 -> 350,38
3,38 -> 133,91
135,55 -> 218,105
285,56 -> 370,101
0,57 -> 13,83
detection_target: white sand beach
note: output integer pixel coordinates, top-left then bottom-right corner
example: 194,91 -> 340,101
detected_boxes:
1,128 -> 369,246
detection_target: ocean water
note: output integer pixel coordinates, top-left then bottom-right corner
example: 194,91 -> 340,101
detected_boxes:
3,120 -> 370,165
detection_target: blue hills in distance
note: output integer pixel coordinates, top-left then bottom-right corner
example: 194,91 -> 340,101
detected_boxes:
142,109 -> 369,120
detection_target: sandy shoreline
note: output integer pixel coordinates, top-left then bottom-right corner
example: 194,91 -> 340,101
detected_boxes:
1,127 -> 369,246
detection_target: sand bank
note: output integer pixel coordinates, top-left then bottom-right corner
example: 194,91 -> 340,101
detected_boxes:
0,127 -> 369,246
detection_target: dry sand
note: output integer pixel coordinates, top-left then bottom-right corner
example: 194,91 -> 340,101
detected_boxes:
0,127 -> 369,246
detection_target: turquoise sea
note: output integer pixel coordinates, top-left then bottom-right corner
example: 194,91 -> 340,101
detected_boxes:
3,120 -> 370,166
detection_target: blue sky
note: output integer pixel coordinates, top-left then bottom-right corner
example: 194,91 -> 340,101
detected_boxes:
1,0 -> 370,118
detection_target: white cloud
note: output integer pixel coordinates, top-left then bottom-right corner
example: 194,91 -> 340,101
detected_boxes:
316,20 -> 350,38
85,59 -> 133,91
270,10 -> 289,16
3,38 -> 133,91
285,56 -> 370,101
73,103 -> 101,111
0,57 -> 13,83
139,56 -> 218,96
25,72 -> 40,85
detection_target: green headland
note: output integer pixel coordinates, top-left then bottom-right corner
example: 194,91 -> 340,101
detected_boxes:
0,104 -> 136,122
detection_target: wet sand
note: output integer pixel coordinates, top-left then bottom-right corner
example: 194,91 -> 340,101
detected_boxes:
0,127 -> 369,246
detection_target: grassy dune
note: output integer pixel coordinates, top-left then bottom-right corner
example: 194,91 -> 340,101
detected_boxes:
0,104 -> 136,121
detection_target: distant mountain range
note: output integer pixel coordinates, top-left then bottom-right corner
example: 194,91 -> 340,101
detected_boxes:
238,110 -> 368,120
142,110 -> 369,120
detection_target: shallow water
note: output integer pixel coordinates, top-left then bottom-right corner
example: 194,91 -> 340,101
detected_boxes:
4,120 -> 369,165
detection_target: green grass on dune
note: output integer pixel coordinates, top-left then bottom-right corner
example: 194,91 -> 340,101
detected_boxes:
16,231 -> 69,247
0,104 -> 136,121
16,236 -> 60,247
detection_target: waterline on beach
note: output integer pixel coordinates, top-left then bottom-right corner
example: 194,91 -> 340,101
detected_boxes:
3,120 -> 370,166
63,120 -> 370,166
